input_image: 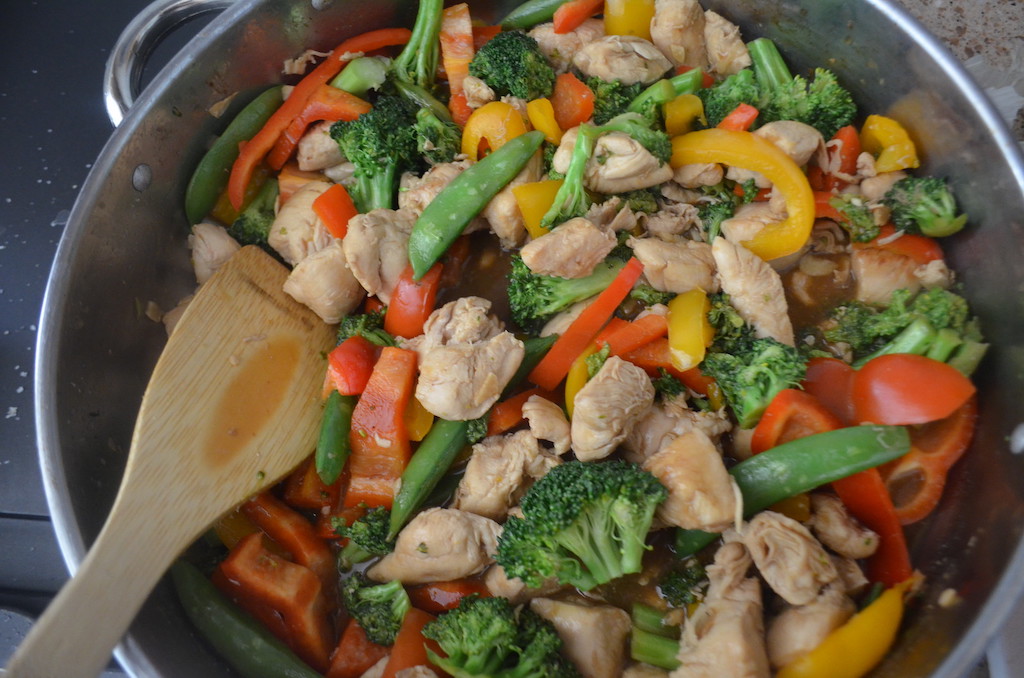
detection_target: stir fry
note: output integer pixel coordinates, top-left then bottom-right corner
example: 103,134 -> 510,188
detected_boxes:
177,1 -> 986,676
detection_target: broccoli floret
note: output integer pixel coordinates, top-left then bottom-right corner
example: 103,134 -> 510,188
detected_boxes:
414,107 -> 461,166
337,309 -> 396,347
341,573 -> 411,646
507,254 -> 627,333
747,38 -> 856,138
697,201 -> 734,243
586,77 -> 646,125
600,113 -> 672,164
466,414 -> 490,445
827,193 -> 880,242
698,68 -> 761,128
496,460 -> 668,590
227,178 -> 278,246
585,343 -> 611,378
469,31 -> 555,100
333,506 -> 394,570
391,0 -> 443,91
617,188 -> 661,214
882,176 -> 968,237
706,293 -> 753,354
630,284 -> 674,307
652,368 -> 687,399
659,557 -> 709,608
701,337 -> 806,428
330,95 -> 420,211
423,596 -> 579,678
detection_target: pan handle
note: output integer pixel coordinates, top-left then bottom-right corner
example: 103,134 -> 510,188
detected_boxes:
103,0 -> 236,127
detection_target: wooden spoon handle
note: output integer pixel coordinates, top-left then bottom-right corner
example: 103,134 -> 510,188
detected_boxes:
5,500 -> 179,677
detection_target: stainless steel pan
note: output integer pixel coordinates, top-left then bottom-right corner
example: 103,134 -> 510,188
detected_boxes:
35,0 -> 1024,675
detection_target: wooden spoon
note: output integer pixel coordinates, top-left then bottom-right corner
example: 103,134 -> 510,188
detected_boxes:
6,245 -> 336,678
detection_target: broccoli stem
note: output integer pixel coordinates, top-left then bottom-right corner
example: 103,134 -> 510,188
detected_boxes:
337,542 -> 373,571
353,162 -> 399,213
628,68 -> 705,114
330,56 -> 390,98
631,627 -> 681,670
391,0 -> 443,91
540,123 -> 599,229
925,327 -> 964,363
851,317 -> 935,368
632,604 -> 681,639
747,38 -> 792,89
394,80 -> 453,123
948,340 -> 989,376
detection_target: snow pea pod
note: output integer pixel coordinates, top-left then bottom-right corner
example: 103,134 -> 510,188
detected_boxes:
316,390 -> 355,485
674,424 -> 911,556
184,86 -> 284,225
408,130 -> 545,279
170,560 -> 322,678
499,0 -> 568,29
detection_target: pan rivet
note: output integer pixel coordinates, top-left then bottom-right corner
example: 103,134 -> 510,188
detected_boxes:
132,164 -> 152,192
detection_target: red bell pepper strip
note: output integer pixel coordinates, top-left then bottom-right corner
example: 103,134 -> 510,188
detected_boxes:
486,387 -> 558,437
345,347 -> 418,509
881,396 -> 978,524
802,356 -> 857,426
551,72 -> 595,131
472,24 -> 502,50
266,85 -> 372,170
327,336 -> 382,396
717,102 -> 759,131
381,608 -> 443,678
283,454 -> 342,511
440,4 -> 475,124
822,124 -> 861,191
854,224 -> 944,266
241,492 -> 336,592
529,257 -> 645,391
327,618 -> 390,678
595,312 -> 669,356
553,0 -> 604,33
750,389 -> 842,455
213,533 -> 334,673
385,262 -> 443,340
852,353 -> 976,425
316,502 -> 365,541
313,183 -> 359,239
619,336 -> 714,396
227,27 -> 412,210
407,578 -> 492,614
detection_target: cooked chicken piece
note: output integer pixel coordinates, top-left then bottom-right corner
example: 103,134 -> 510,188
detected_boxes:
719,202 -> 782,245
713,237 -> 795,346
523,395 -> 572,456
859,170 -> 908,202
730,426 -> 755,460
521,217 -> 617,279
808,494 -> 879,559
915,258 -> 953,289
268,181 -> 333,265
413,296 -> 505,350
399,160 -> 471,215
530,598 -> 632,678
297,121 -> 344,171
552,127 -> 673,194
528,19 -> 605,73
342,208 -> 417,304
323,161 -> 356,185
483,152 -> 543,248
417,332 -> 525,421
673,162 -> 724,189
623,398 -> 732,464
573,35 -> 673,85
650,0 -> 708,70
851,246 -> 921,306
368,508 -> 501,585
394,667 -> 437,678
628,237 -> 718,294
674,542 -> 770,678
541,297 -> 594,337
189,222 -> 240,285
829,554 -> 871,597
702,11 -> 751,76
766,586 -> 856,669
462,75 -> 496,109
571,357 -> 656,461
743,511 -> 839,606
452,430 -> 559,521
643,429 -> 738,532
585,197 -> 638,232
755,121 -> 825,167
359,657 -> 388,678
282,240 -> 365,323
501,95 -> 529,118
484,564 -> 564,605
643,203 -> 701,241
624,665 -> 670,678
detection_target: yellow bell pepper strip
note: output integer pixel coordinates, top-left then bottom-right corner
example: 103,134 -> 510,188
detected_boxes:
667,288 -> 713,371
526,97 -> 564,144
860,114 -> 920,172
776,577 -> 917,678
664,93 -> 706,137
603,0 -> 655,39
460,101 -> 529,160
671,128 -> 815,261
565,344 -> 599,418
404,396 -> 435,442
512,179 -> 565,239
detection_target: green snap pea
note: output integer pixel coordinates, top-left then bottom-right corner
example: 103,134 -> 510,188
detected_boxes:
170,560 -> 322,678
316,390 -> 355,485
499,0 -> 569,29
674,424 -> 911,556
389,418 -> 470,539
408,130 -> 545,279
184,86 -> 284,225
